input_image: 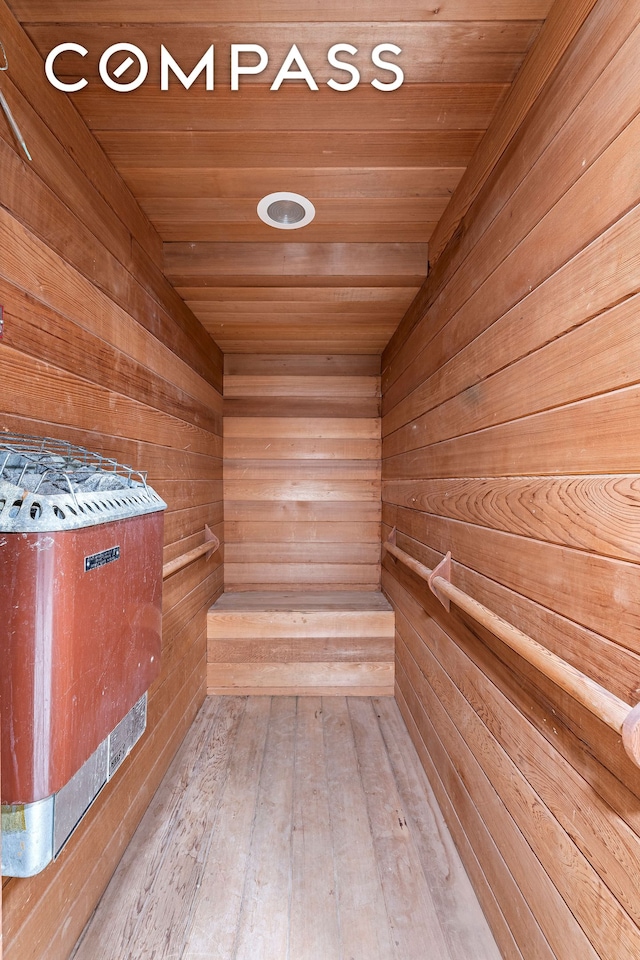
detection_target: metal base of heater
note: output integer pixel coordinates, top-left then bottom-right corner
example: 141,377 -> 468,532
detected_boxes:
1,693 -> 147,877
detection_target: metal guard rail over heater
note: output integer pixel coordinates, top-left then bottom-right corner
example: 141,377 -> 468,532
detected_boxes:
383,527 -> 640,769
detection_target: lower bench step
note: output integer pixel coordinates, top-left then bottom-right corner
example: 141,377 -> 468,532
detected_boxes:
207,591 -> 395,696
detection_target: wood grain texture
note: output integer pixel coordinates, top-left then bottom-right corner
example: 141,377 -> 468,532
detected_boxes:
396,609 -> 600,958
382,2 -> 640,958
225,414 -> 380,436
77,83 -> 509,132
385,116 -> 640,410
70,695 -> 501,959
207,661 -> 393,694
11,1 -> 552,22
125,167 -> 463,200
396,600 -> 638,956
223,356 -> 382,594
382,3 -> 640,957
382,475 -> 640,563
427,0 -> 600,261
0,1 -> 160,263
99,130 -> 483,169
384,1 -> 640,389
165,242 -> 428,279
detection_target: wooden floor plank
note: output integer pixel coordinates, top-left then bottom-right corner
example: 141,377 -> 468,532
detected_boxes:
70,696 -> 500,960
182,697 -> 272,959
233,698 -> 297,960
321,697 -> 397,960
289,698 -> 341,960
348,697 -> 451,959
374,697 -> 503,960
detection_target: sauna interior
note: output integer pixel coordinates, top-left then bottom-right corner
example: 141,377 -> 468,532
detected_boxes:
1,0 -> 640,957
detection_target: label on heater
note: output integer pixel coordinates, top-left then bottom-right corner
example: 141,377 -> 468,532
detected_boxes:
84,545 -> 120,572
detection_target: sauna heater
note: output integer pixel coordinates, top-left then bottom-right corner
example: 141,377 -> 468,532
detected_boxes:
0,434 -> 166,877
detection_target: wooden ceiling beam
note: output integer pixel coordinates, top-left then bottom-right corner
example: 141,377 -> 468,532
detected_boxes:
167,275 -> 424,289
200,322 -> 398,337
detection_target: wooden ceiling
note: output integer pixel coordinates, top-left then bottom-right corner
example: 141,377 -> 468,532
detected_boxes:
9,0 -> 552,355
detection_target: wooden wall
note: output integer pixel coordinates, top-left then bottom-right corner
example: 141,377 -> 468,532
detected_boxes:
0,3 -> 223,958
382,1 -> 640,958
224,354 -> 381,592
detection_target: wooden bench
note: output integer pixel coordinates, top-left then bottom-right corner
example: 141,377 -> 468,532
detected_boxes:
207,591 -> 395,696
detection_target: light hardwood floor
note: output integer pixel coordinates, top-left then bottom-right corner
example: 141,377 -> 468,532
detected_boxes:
71,697 -> 501,960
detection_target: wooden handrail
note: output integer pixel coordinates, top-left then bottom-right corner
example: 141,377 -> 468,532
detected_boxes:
383,528 -> 640,768
162,525 -> 220,580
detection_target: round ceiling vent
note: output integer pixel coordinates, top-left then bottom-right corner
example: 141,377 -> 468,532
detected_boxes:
257,192 -> 316,230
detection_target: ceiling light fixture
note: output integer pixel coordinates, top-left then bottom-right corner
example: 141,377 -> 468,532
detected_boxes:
257,191 -> 316,230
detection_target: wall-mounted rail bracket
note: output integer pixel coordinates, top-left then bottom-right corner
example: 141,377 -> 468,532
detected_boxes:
428,551 -> 452,612
386,526 -> 397,553
204,523 -> 220,559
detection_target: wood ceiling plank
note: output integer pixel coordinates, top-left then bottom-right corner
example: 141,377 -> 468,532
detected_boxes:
157,223 -> 436,243
120,167 -> 464,200
70,84 -> 509,132
170,276 -> 422,289
177,286 -> 420,305
202,322 -> 398,338
225,373 -> 379,397
224,358 -> 380,378
201,316 -> 398,331
96,131 -> 482,169
202,324 -> 395,343
190,302 -> 408,318
217,341 -> 388,355
8,1 -> 553,23
27,22 -> 541,85
141,198 -> 448,224
164,242 -> 428,279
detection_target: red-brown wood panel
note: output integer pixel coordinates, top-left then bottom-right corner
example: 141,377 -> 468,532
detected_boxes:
223,355 -> 381,593
382,2 -> 640,958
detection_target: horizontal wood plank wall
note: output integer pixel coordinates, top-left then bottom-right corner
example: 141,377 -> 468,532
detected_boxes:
382,1 -> 640,958
217,355 -> 386,695
0,4 -> 223,959
224,354 -> 381,592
